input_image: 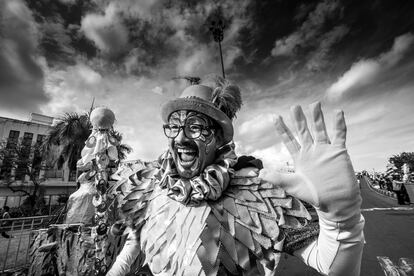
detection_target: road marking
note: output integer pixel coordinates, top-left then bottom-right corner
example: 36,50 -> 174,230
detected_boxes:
377,256 -> 414,275
362,207 -> 414,212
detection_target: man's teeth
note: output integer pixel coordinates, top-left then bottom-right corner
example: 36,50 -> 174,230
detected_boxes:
177,148 -> 197,162
177,148 -> 196,153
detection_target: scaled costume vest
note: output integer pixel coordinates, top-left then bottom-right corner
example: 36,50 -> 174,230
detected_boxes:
115,149 -> 319,276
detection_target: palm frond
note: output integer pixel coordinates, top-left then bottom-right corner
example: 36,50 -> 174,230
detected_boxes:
45,111 -> 132,167
117,143 -> 133,160
44,112 -> 92,170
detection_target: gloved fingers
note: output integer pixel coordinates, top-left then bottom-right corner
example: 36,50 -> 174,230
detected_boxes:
274,115 -> 300,157
332,109 -> 347,146
290,105 -> 314,149
309,102 -> 331,144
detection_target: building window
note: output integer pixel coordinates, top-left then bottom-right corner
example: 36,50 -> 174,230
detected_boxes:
0,130 -> 20,179
6,130 -> 20,148
36,134 -> 45,144
9,130 -> 20,138
15,132 -> 34,181
33,134 -> 46,177
69,170 -> 77,182
22,132 -> 33,147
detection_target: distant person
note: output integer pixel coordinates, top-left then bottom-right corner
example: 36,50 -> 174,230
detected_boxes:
379,175 -> 386,189
401,173 -> 411,204
356,173 -> 361,186
401,184 -> 410,204
392,174 -> 406,205
1,206 -> 13,238
386,176 -> 393,191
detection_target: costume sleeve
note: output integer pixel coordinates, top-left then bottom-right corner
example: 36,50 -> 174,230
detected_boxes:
107,230 -> 141,276
282,221 -> 319,254
292,213 -> 365,276
107,161 -> 158,276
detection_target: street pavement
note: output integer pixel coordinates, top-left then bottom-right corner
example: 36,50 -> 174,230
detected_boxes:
360,177 -> 414,276
276,177 -> 414,275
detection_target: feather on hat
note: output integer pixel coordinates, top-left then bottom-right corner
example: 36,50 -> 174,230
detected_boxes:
161,78 -> 242,144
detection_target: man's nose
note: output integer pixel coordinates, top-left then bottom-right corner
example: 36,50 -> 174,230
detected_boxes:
175,127 -> 189,143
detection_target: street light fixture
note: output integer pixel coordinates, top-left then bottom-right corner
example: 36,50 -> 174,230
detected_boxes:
209,19 -> 226,79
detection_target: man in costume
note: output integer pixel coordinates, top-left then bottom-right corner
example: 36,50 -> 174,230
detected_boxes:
107,79 -> 365,276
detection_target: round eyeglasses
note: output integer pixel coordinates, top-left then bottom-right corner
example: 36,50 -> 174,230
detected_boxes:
163,124 -> 216,139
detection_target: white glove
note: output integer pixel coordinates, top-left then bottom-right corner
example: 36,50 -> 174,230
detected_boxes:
107,230 -> 140,276
265,102 -> 362,222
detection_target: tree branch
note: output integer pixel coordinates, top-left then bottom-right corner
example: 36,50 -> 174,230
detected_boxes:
6,181 -> 31,197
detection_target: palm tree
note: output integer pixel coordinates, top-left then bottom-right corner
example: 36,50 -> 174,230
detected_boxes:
44,112 -> 132,179
44,113 -> 92,177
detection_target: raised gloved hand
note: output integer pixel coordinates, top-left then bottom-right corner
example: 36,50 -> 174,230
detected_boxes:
264,102 -> 362,223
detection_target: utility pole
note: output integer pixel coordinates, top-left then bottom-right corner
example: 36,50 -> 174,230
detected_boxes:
209,17 -> 226,79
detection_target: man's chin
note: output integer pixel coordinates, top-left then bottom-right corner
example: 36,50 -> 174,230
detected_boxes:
176,161 -> 201,179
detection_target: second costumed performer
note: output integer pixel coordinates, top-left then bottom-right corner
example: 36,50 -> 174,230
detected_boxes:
107,79 -> 365,276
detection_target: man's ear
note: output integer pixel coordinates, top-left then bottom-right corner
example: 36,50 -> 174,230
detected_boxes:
215,128 -> 225,147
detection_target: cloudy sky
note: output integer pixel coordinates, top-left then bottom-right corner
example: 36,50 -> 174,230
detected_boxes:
1,0 -> 414,172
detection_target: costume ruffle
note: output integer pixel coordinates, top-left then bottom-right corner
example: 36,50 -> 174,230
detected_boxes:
158,142 -> 238,206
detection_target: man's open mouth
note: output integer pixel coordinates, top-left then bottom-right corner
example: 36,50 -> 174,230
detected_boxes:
176,147 -> 198,168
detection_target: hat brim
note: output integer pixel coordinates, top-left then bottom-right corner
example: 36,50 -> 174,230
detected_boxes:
161,97 -> 233,144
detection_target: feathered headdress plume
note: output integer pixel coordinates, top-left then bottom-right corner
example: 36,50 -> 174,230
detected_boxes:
205,75 -> 243,120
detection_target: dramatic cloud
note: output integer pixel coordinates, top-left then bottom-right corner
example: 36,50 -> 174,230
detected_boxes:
252,145 -> 293,178
1,0 -> 414,172
40,60 -> 178,161
30,0 -> 256,161
77,0 -> 250,78
81,3 -> 129,57
306,25 -> 349,71
237,113 -> 276,151
326,33 -> 414,99
235,110 -> 298,173
41,61 -> 103,115
112,0 -> 165,22
271,0 -> 344,57
0,0 -> 48,114
39,20 -> 77,65
176,46 -> 214,76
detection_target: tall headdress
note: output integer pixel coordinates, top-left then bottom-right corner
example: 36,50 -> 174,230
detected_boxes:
78,107 -> 119,168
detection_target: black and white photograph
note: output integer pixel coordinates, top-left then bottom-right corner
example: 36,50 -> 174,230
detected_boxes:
1,0 -> 414,275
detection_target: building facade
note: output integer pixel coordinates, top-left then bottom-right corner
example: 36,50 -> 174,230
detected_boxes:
0,113 -> 76,209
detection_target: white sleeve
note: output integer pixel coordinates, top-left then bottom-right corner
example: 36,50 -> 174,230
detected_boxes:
293,214 -> 365,276
107,230 -> 141,276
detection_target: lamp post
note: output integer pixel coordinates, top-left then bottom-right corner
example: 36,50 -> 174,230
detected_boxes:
209,19 -> 226,79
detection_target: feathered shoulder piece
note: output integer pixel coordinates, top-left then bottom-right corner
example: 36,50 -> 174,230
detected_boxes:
195,156 -> 317,274
109,160 -> 159,231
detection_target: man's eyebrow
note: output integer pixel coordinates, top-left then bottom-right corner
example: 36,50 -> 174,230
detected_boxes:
169,112 -> 183,122
170,112 -> 180,118
186,113 -> 209,124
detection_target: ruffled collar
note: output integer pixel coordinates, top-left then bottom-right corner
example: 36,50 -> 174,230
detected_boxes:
156,142 -> 238,206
